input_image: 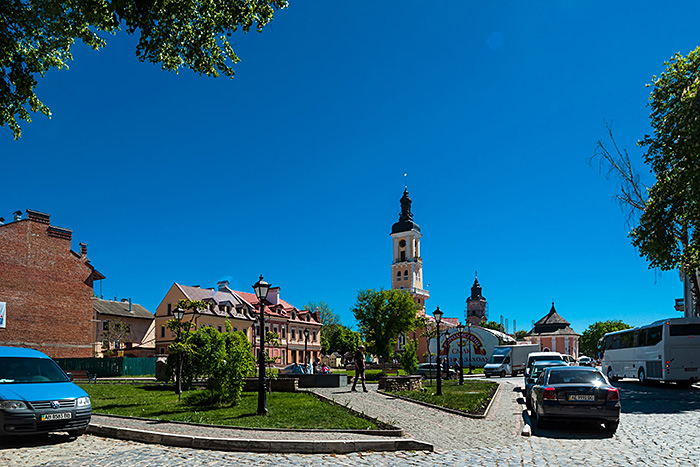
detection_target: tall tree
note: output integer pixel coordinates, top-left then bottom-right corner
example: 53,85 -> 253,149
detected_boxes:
304,300 -> 341,328
2,0 -> 288,139
594,46 -> 700,316
321,324 -> 362,355
351,288 -> 418,362
580,320 -> 632,358
101,318 -> 132,355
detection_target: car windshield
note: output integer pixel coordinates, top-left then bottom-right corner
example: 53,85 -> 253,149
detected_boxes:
0,357 -> 70,384
489,355 -> 505,364
547,370 -> 606,385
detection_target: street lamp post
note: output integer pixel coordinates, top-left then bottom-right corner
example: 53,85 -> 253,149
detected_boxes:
172,307 -> 185,401
457,323 -> 465,385
467,321 -> 473,374
253,275 -> 271,416
433,306 -> 443,396
303,329 -> 310,372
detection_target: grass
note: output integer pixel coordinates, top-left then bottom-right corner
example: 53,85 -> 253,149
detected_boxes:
79,384 -> 381,430
385,379 -> 497,416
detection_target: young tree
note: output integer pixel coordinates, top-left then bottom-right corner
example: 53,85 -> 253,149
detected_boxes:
399,339 -> 419,376
2,0 -> 288,139
594,46 -> 700,316
101,319 -> 132,356
351,288 -> 419,362
580,320 -> 632,358
514,330 -> 529,341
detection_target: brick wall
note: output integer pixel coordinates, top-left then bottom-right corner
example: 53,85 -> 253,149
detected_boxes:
0,216 -> 98,358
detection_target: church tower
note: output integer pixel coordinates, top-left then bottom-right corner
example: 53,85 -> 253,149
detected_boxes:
465,273 -> 488,325
391,188 -> 429,315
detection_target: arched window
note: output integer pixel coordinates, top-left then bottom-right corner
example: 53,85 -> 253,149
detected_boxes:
397,271 -> 401,281
404,270 -> 409,279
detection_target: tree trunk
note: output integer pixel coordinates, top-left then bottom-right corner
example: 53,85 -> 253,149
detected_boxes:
691,270 -> 700,317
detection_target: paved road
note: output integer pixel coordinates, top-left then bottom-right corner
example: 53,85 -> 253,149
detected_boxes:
1,378 -> 699,466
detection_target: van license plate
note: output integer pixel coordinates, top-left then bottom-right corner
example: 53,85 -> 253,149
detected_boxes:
41,412 -> 72,421
568,394 -> 595,401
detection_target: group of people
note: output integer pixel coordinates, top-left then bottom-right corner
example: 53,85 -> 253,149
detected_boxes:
290,359 -> 330,375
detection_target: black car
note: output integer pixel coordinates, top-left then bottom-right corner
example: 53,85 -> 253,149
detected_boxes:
524,360 -> 569,409
530,366 -> 620,433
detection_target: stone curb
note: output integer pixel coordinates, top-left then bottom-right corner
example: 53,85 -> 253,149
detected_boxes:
87,424 -> 433,453
377,381 -> 501,419
93,412 -> 404,437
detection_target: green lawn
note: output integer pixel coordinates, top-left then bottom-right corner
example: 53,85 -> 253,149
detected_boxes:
79,384 -> 381,430
385,379 -> 497,416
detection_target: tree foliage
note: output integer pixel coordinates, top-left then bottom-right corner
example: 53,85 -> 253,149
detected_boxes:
101,318 -> 132,354
351,288 -> 418,361
2,0 -> 288,139
479,320 -> 505,333
321,324 -> 362,355
580,320 -> 632,358
399,339 -> 419,375
594,46 -> 700,316
304,300 -> 341,328
167,323 -> 255,405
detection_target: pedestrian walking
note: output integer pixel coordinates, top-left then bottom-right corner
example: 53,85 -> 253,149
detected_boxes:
351,345 -> 368,392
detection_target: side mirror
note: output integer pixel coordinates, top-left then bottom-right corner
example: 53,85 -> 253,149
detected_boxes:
66,372 -> 74,382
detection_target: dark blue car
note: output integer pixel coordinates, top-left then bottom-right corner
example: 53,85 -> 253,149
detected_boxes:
530,366 -> 620,433
0,346 -> 92,436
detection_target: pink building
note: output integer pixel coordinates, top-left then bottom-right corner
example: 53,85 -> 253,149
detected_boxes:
525,303 -> 580,358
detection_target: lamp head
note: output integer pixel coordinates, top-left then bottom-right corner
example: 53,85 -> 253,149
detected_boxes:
252,275 -> 271,301
173,307 -> 185,321
433,306 -> 443,324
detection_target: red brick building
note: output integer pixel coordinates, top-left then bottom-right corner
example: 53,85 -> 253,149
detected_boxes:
0,209 -> 104,357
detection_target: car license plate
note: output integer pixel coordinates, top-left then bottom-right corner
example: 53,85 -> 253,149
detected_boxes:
568,394 -> 595,401
41,412 -> 72,421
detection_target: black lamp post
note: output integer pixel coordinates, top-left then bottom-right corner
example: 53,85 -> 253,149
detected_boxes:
457,322 -> 465,385
172,307 -> 185,401
253,275 -> 271,416
433,306 -> 443,396
304,328 -> 310,372
467,320 -> 473,374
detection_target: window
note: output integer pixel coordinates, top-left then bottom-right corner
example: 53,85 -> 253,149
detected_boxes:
282,328 -> 286,338
647,326 -> 662,345
400,251 -> 406,261
620,332 -> 632,348
313,331 -> 317,341
292,330 -> 296,339
167,304 -> 172,315
103,321 -> 109,331
396,271 -> 401,281
404,270 -> 408,278
160,326 -> 165,338
218,325 -> 222,333
670,324 -> 700,336
233,327 -> 238,332
159,347 -> 165,354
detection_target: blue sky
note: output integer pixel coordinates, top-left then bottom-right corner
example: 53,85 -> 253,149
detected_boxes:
2,1 -> 699,335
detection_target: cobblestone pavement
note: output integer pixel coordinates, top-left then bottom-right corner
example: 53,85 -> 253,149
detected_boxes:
1,379 -> 699,466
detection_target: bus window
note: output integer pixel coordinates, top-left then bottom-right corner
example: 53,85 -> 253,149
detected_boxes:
638,328 -> 648,347
610,335 -> 621,350
632,330 -> 639,347
620,332 -> 631,348
670,324 -> 700,336
647,326 -> 662,346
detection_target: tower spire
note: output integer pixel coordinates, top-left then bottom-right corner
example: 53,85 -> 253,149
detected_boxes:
404,172 -> 407,191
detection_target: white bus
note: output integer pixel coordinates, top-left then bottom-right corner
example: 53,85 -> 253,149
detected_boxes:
601,317 -> 700,385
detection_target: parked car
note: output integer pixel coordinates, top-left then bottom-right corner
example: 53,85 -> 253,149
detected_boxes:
530,366 -> 620,433
0,346 -> 92,436
278,363 -> 307,375
578,356 -> 594,367
524,360 -> 569,409
562,354 -> 577,365
415,363 -> 456,379
524,352 -> 564,385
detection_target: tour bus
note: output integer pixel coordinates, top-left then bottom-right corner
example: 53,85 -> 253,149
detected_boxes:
601,317 -> 700,385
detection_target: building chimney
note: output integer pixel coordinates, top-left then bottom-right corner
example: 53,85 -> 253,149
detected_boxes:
79,242 -> 88,257
26,209 -> 50,224
217,280 -> 229,291
13,210 -> 22,221
129,298 -> 133,313
267,287 -> 280,306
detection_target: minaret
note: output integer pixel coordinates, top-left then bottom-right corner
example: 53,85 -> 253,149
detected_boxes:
391,187 -> 429,315
465,273 -> 487,325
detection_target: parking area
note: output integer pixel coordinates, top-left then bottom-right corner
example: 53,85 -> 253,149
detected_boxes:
1,378 -> 699,466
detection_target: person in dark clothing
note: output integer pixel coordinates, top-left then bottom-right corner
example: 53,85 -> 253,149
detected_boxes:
351,345 -> 367,392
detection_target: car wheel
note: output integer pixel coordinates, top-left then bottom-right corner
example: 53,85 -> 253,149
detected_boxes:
68,428 -> 87,438
638,367 -> 647,385
607,367 -> 618,383
500,370 -> 506,378
604,420 -> 619,433
484,373 -> 490,378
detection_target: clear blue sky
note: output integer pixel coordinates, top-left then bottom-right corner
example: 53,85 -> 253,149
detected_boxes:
2,2 -> 699,335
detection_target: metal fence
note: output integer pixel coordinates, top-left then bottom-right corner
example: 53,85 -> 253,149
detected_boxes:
54,357 -> 155,377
